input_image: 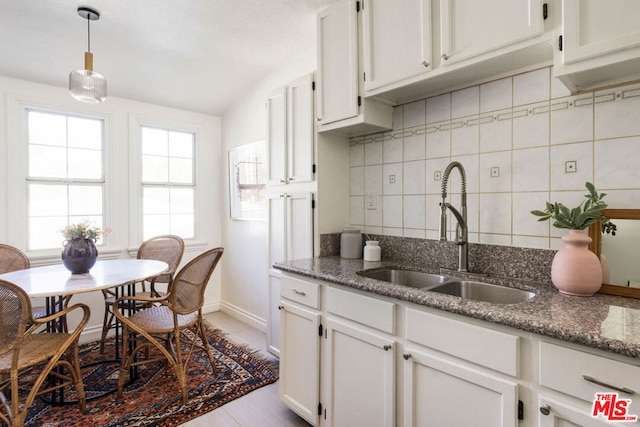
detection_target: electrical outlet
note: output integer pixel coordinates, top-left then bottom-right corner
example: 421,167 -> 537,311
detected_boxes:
366,192 -> 377,210
389,174 -> 396,184
491,167 -> 500,178
565,160 -> 577,173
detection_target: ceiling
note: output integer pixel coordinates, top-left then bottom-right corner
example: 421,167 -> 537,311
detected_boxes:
0,0 -> 336,115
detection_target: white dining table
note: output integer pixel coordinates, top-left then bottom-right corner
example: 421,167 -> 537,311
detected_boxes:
0,259 -> 168,298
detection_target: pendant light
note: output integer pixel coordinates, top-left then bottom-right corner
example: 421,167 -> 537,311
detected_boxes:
69,6 -> 107,103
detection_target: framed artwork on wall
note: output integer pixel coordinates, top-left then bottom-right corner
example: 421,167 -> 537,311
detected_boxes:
228,140 -> 267,220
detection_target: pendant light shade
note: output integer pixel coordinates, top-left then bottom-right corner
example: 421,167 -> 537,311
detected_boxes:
69,7 -> 107,103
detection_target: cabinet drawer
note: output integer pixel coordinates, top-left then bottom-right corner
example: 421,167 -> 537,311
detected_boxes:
281,275 -> 321,309
406,308 -> 519,377
325,286 -> 395,334
540,341 -> 640,406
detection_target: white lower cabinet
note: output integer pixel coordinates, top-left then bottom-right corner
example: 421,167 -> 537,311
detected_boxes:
278,272 -> 640,427
279,299 -> 321,426
403,346 -> 518,427
322,318 -> 396,427
537,395 -> 629,427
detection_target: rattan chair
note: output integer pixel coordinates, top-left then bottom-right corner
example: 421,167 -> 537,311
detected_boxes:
114,247 -> 223,404
0,244 -> 64,326
0,279 -> 90,427
99,235 -> 185,353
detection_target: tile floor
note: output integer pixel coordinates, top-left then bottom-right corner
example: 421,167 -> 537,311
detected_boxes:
181,311 -> 310,427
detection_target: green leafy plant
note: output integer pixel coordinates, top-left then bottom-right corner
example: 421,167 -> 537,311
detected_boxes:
531,182 -> 612,231
61,221 -> 111,241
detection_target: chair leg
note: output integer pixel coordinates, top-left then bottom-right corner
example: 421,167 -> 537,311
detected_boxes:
172,330 -> 188,404
69,344 -> 86,413
117,326 -> 132,398
197,320 -> 217,375
100,301 -> 115,354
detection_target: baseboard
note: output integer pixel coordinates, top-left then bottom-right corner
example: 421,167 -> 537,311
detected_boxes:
219,301 -> 267,333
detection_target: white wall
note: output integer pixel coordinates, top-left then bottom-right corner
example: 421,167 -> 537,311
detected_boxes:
0,76 -> 223,341
220,48 -> 316,331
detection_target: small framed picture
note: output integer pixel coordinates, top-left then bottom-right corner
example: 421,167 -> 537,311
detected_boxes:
228,141 -> 267,220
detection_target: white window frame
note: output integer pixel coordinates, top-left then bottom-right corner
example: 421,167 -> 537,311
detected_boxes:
129,114 -> 204,248
6,95 -> 114,261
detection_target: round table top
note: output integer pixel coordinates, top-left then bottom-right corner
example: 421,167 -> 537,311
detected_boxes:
0,259 -> 169,297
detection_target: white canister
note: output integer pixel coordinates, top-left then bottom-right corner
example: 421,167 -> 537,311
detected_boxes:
340,228 -> 363,259
363,240 -> 381,262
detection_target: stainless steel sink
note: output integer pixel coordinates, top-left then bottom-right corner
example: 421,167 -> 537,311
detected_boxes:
357,267 -> 535,304
357,268 -> 450,289
429,281 -> 535,304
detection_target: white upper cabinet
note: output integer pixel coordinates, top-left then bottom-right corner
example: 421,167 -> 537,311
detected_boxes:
362,0 -> 432,92
554,0 -> 640,92
360,0 -> 552,105
287,74 -> 315,184
267,74 -> 315,186
317,1 -> 359,126
267,87 -> 287,186
316,0 -> 393,136
440,0 -> 545,65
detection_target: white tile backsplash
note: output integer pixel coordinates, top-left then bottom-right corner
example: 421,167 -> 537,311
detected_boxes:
403,130 -> 426,161
383,133 -> 403,163
349,66 -> 640,249
513,68 -> 550,106
451,117 -> 479,156
480,78 -> 512,113
480,110 -> 512,153
512,102 -> 550,149
403,160 -> 426,195
426,93 -> 451,123
452,86 -> 480,118
403,100 -> 426,128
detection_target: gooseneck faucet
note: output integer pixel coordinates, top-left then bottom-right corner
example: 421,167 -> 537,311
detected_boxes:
439,161 -> 468,272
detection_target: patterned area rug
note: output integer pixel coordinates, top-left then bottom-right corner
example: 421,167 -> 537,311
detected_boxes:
23,324 -> 279,426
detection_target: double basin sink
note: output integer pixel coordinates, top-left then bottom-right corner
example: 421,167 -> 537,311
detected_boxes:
357,268 -> 535,304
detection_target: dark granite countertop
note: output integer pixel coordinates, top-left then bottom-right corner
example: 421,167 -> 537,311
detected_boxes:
274,256 -> 640,360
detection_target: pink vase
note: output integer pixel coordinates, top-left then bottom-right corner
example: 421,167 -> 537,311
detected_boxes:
551,230 -> 602,296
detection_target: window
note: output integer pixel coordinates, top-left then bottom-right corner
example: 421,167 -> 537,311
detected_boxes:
141,126 -> 195,240
27,110 -> 105,250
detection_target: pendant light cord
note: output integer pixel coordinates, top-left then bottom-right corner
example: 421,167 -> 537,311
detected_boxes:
87,16 -> 91,52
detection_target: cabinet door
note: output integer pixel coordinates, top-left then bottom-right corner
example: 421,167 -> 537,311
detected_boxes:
267,87 -> 287,185
279,301 -> 321,426
317,0 -> 358,125
268,193 -> 287,266
560,0 -> 640,65
287,73 -> 315,184
323,318 -> 395,427
267,273 -> 281,356
403,347 -> 518,427
440,0 -> 544,65
538,396 -> 615,427
286,192 -> 313,261
362,0 -> 431,92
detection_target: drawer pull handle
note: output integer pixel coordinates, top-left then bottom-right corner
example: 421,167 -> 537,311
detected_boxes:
277,304 -> 284,310
292,289 -> 306,296
403,353 -> 411,360
420,61 -> 430,68
539,404 -> 551,416
383,344 -> 392,351
583,375 -> 635,395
